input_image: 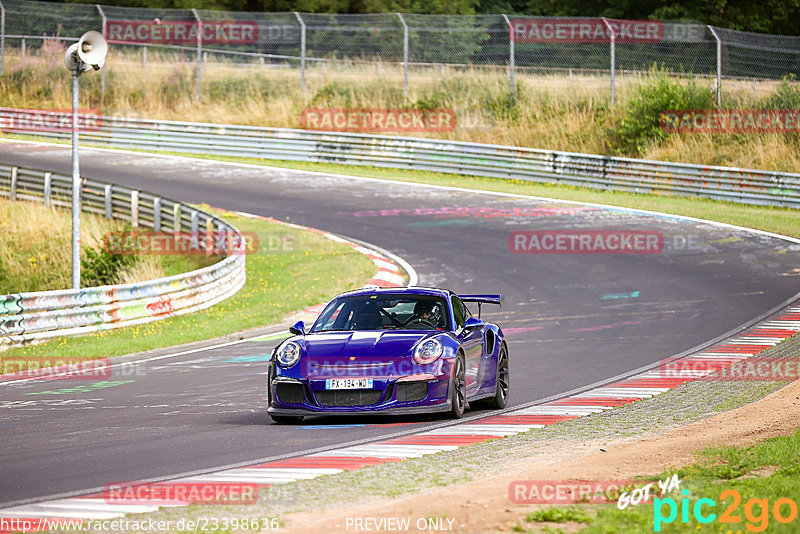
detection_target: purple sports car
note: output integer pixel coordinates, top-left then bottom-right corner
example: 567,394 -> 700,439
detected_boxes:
267,287 -> 508,424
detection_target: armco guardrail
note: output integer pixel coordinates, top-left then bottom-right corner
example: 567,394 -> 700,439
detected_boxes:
0,163 -> 246,347
1,109 -> 798,209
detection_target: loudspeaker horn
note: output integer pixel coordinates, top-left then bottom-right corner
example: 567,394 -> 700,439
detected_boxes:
77,30 -> 108,71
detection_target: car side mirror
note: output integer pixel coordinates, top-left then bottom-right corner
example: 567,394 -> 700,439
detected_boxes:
289,320 -> 306,336
464,317 -> 484,331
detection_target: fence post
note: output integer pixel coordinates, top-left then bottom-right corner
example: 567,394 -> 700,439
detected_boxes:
602,17 -> 615,106
397,13 -> 408,97
502,14 -> 515,101
192,8 -> 202,101
0,0 -> 5,76
21,38 -> 25,58
708,25 -> 722,107
96,4 -> 107,99
142,45 -> 147,70
294,12 -> 306,91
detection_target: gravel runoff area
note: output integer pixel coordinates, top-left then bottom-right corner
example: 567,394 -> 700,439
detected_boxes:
100,329 -> 800,533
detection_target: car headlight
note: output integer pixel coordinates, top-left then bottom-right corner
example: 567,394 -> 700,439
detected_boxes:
413,338 -> 443,365
276,341 -> 302,368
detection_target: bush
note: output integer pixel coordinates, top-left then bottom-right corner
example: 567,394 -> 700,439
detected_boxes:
615,68 -> 714,154
481,81 -> 528,123
159,64 -> 193,108
761,74 -> 800,109
81,241 -> 136,287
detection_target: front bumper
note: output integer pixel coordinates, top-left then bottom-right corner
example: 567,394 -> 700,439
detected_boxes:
268,361 -> 453,416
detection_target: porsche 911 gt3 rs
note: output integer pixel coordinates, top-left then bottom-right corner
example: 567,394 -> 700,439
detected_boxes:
267,287 -> 508,424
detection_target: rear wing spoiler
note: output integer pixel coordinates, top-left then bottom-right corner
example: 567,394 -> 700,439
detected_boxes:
459,294 -> 504,306
459,294 -> 504,318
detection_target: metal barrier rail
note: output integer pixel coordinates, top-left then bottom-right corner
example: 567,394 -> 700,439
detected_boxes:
2,109 -> 798,208
0,163 -> 246,347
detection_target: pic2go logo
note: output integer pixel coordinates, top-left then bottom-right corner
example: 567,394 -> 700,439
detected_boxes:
654,489 -> 798,532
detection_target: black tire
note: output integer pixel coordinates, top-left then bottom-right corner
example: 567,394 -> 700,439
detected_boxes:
472,343 -> 509,410
270,415 -> 304,424
448,353 -> 467,418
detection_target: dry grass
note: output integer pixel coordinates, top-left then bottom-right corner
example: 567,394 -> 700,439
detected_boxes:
0,198 -> 167,293
2,43 -> 800,172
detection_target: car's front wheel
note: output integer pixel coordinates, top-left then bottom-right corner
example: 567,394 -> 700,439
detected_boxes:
448,353 -> 467,418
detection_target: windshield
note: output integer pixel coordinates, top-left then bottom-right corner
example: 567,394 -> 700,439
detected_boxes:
310,295 -> 450,332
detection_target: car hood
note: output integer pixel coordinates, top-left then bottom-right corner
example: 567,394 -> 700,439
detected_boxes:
302,330 -> 436,365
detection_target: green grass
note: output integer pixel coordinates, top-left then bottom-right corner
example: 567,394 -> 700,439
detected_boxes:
0,207 -> 377,362
521,427 -> 800,533
526,506 -> 592,524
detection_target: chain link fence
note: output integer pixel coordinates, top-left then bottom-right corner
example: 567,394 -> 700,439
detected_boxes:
1,0 -> 800,104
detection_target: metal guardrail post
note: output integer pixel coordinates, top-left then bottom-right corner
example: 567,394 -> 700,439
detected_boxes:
708,25 -> 722,107
192,8 -> 202,101
9,166 -> 16,200
294,12 -> 306,91
43,172 -> 51,207
398,13 -> 408,97
153,196 -> 162,231
602,17 -> 615,107
190,209 -> 199,249
0,0 -> 5,76
104,184 -> 112,218
173,203 -> 181,232
131,190 -> 139,227
502,14 -> 515,101
205,216 -> 214,254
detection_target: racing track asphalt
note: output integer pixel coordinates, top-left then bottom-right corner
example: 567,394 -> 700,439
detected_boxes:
1,141 -> 800,506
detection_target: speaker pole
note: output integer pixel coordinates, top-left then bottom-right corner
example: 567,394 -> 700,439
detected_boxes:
64,30 -> 107,289
71,64 -> 81,289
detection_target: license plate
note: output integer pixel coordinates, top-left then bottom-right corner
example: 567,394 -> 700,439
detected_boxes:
325,378 -> 373,390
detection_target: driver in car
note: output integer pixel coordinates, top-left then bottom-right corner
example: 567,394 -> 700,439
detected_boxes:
407,301 -> 436,328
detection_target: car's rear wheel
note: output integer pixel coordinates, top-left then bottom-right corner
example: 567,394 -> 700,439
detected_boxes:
448,353 -> 467,418
473,343 -> 509,410
270,415 -> 304,424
